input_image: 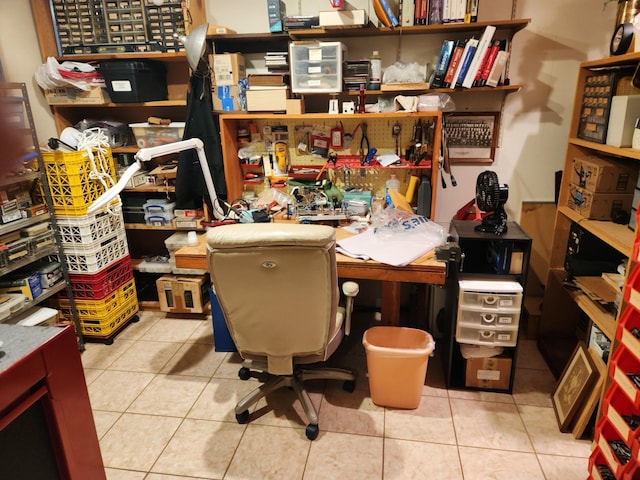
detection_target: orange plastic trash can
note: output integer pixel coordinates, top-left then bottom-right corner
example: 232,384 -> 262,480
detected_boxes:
362,326 -> 435,409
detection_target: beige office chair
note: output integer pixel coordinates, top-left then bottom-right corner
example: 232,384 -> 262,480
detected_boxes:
207,223 -> 359,440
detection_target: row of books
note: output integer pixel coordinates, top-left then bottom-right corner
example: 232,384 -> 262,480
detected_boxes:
265,51 -> 289,75
430,25 -> 509,89
399,0 -> 479,27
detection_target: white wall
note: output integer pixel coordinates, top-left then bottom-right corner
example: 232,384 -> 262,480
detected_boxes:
0,0 -> 619,222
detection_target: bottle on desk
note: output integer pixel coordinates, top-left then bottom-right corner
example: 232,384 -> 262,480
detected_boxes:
385,173 -> 400,206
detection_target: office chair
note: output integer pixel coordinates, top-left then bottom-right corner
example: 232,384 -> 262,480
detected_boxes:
207,223 -> 359,440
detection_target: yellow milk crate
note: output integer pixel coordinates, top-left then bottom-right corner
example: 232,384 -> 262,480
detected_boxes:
55,278 -> 136,319
80,293 -> 139,338
40,147 -> 118,216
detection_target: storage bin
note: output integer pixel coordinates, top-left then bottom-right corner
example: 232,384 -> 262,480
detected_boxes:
55,204 -> 124,245
41,148 -> 118,216
129,122 -> 185,148
290,41 -> 346,93
458,279 -> 523,310
59,255 -> 133,300
57,231 -> 129,273
98,60 -> 167,103
143,200 -> 176,215
145,213 -> 174,227
165,232 -> 207,275
56,278 -> 136,319
457,305 -> 520,328
210,288 -> 237,352
362,326 -> 435,409
78,292 -> 139,338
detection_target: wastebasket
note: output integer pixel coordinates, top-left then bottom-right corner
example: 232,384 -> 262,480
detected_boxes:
362,326 -> 435,409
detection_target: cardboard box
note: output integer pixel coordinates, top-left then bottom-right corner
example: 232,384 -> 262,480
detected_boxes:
213,85 -> 244,112
286,98 -> 305,114
571,155 -> 638,193
211,53 -> 246,86
607,95 -> 640,147
246,87 -> 289,112
567,183 -> 634,220
0,272 -> 42,301
319,9 -> 367,27
465,355 -> 512,390
45,86 -> 110,105
156,275 -> 210,314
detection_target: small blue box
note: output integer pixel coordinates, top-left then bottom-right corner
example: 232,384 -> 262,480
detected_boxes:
209,288 -> 237,352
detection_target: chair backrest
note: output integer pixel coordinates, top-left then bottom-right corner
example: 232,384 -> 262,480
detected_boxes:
207,223 -> 339,375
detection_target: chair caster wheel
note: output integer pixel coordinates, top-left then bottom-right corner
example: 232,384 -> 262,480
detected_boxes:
238,367 -> 251,380
306,424 -> 319,440
236,410 -> 250,424
343,380 -> 355,393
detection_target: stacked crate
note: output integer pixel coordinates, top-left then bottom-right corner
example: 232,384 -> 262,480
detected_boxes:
41,147 -> 138,342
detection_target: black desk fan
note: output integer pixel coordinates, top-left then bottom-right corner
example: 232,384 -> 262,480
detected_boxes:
475,170 -> 509,235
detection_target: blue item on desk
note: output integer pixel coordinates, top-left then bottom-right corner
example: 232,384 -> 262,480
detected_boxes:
209,288 -> 237,352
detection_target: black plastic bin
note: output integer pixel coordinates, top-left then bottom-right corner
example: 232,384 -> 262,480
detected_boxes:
98,60 -> 167,103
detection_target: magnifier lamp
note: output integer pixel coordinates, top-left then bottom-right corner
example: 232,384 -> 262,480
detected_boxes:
177,23 -> 209,71
86,138 -> 227,220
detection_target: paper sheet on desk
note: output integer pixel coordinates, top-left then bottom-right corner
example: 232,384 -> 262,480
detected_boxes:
336,229 -> 438,267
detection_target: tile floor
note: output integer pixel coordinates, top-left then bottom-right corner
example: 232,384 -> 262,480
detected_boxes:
80,310 -> 592,480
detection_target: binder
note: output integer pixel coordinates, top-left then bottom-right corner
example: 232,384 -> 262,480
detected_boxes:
431,40 -> 455,88
461,25 -> 496,88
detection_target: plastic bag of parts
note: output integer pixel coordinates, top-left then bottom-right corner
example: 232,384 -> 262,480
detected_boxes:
417,93 -> 456,112
255,188 -> 296,210
382,61 -> 426,84
371,207 -> 447,244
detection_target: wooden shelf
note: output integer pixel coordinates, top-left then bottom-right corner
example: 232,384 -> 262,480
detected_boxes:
51,100 -> 187,108
568,138 -> 640,161
348,84 -> 522,96
123,185 -> 175,193
0,213 -> 51,238
558,206 -> 634,257
125,223 -> 175,231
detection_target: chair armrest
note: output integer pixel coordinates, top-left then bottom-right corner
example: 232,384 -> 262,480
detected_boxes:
341,281 -> 359,336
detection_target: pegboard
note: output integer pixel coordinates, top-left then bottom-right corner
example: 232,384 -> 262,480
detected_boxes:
237,115 -> 438,198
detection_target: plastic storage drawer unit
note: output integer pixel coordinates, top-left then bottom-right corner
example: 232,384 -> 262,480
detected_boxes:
458,279 -> 523,310
290,41 -> 346,93
456,323 -> 519,347
457,306 -> 520,328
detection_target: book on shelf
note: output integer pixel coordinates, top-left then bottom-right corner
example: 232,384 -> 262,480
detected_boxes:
461,25 -> 495,88
478,40 -> 502,86
451,37 -> 478,88
485,50 -> 510,87
248,74 -> 288,87
400,0 -> 415,26
375,0 -> 400,27
428,0 -> 443,24
431,39 -> 455,88
443,39 -> 466,87
464,0 -> 478,23
442,0 -> 451,23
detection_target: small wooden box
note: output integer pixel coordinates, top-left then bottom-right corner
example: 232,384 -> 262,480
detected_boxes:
156,274 -> 210,314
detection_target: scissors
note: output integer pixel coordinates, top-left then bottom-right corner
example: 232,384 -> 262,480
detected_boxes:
359,122 -> 371,165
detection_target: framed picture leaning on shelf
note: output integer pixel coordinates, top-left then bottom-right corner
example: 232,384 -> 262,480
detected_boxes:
551,343 -> 598,432
444,112 -> 499,164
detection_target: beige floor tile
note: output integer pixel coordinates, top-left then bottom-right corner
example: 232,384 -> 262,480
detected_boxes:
104,468 -> 146,480
225,424 -> 310,480
88,370 -> 155,412
92,410 -> 122,439
384,438 -> 462,479
458,446 -> 545,480
518,405 -> 592,457
108,340 -> 182,373
450,397 -> 533,452
139,318 -> 201,343
187,377 -> 262,422
448,388 -> 514,404
151,418 -> 245,479
385,395 -> 456,444
116,311 -> 162,341
127,375 -> 208,417
304,431 -> 383,480
213,352 -> 246,379
160,342 -> 225,378
186,319 -> 215,345
318,381 -> 384,436
145,475 -> 211,480
100,413 -> 182,471
516,339 -> 550,370
512,368 -> 556,407
81,339 -> 135,369
83,367 -> 104,385
537,454 -> 589,479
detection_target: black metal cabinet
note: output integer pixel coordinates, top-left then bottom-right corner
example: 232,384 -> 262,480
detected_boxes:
443,220 -> 532,393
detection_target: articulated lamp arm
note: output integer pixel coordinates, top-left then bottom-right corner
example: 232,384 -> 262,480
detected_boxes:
86,138 -> 226,220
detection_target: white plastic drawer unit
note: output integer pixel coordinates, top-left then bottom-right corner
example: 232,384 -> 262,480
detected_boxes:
457,279 -> 523,311
456,324 -> 519,347
290,41 -> 346,93
457,306 -> 520,328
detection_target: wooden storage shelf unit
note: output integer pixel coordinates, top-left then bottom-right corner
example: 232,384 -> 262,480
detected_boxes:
539,53 -> 640,435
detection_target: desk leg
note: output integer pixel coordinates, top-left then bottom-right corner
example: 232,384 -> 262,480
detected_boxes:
381,281 -> 402,326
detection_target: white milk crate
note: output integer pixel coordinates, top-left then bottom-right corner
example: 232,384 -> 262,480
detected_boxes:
55,203 -> 124,245
58,230 -> 129,273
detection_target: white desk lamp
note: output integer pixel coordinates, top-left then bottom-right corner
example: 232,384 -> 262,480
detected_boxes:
86,138 -> 227,219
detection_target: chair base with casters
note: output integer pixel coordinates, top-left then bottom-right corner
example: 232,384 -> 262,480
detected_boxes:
235,359 -> 356,440
206,223 -> 360,441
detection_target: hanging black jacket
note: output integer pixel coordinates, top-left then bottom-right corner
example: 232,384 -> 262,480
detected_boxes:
176,72 -> 227,209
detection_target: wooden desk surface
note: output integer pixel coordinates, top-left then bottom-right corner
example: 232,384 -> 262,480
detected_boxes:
174,227 -> 446,285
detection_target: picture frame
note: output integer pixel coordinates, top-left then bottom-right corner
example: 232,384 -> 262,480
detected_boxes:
444,112 -> 500,164
571,347 -> 606,439
551,343 -> 598,432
